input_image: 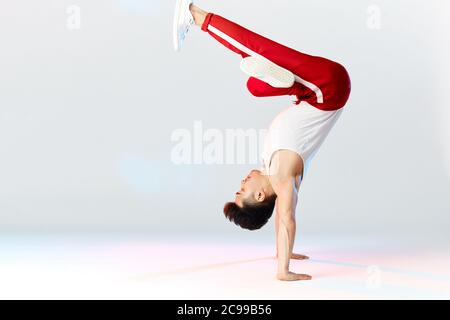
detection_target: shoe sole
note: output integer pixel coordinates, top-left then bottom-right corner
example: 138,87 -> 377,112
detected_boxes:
240,56 -> 295,88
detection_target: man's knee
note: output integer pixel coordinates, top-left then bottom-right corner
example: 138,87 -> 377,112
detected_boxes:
246,77 -> 267,97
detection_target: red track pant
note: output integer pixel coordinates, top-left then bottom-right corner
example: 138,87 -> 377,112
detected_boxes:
201,13 -> 351,111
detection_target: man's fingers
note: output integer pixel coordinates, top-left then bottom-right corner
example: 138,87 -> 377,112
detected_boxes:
274,253 -> 310,260
291,253 -> 310,260
277,272 -> 313,281
295,274 -> 312,281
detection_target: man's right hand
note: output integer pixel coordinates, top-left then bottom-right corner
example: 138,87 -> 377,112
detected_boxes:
277,271 -> 312,281
275,253 -> 310,260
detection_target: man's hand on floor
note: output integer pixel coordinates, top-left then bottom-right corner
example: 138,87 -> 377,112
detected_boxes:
275,253 -> 310,260
277,271 -> 312,281
291,253 -> 309,260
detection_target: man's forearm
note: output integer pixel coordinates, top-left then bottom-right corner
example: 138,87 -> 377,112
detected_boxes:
276,216 -> 296,274
275,210 -> 279,256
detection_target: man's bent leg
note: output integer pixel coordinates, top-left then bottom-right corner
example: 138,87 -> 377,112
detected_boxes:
200,13 -> 324,104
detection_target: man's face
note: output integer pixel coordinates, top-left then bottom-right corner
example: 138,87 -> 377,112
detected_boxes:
234,169 -> 265,207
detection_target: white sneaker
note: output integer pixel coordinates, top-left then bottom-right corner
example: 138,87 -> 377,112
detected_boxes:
173,0 -> 195,52
240,56 -> 295,88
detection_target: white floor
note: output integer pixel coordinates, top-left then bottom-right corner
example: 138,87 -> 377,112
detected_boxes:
1,234 -> 450,300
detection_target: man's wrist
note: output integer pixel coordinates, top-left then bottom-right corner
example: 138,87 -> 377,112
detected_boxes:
277,267 -> 289,275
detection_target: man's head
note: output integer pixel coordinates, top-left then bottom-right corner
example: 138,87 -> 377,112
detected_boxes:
223,169 -> 277,231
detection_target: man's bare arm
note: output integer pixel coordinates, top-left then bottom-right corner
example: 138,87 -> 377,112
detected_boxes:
275,209 -> 309,260
272,178 -> 311,281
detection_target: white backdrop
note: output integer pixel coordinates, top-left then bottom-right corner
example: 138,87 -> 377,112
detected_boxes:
0,0 -> 449,242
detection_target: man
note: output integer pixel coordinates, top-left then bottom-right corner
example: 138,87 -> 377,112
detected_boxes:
173,0 -> 351,281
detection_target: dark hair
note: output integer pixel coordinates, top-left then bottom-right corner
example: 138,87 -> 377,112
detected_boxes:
223,195 -> 277,231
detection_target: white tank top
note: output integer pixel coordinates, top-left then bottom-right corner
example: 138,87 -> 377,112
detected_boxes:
262,101 -> 344,180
